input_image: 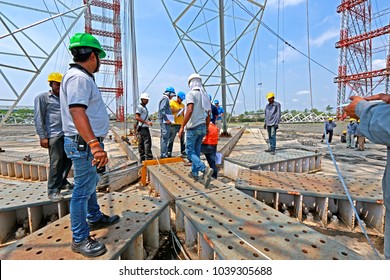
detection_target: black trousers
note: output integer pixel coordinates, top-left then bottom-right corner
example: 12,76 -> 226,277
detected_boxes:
138,127 -> 153,161
322,130 -> 334,143
48,135 -> 72,195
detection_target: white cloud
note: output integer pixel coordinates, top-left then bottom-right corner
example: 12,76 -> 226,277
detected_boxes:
310,29 -> 339,47
372,59 -> 386,70
292,98 -> 299,102
296,90 -> 310,95
277,45 -> 299,62
267,0 -> 305,8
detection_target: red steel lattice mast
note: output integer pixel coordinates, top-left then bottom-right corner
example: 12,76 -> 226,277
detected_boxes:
84,0 -> 124,122
335,0 -> 390,117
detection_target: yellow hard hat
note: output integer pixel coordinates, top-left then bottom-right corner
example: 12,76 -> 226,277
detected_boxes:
342,129 -> 347,134
266,92 -> 275,99
350,118 -> 355,121
357,119 -> 360,123
328,117 -> 333,121
48,72 -> 63,83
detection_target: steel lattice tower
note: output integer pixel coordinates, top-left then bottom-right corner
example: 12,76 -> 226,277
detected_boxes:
84,0 -> 124,122
335,0 -> 390,117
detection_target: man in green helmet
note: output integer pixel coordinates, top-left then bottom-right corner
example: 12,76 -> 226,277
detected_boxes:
60,33 -> 119,258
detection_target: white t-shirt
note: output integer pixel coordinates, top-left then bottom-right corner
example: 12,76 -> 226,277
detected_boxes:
60,66 -> 109,137
186,89 -> 207,129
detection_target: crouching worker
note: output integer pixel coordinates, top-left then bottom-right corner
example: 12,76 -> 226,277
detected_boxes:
201,122 -> 218,179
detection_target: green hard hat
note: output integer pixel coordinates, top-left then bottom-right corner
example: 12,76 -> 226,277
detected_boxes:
69,33 -> 106,59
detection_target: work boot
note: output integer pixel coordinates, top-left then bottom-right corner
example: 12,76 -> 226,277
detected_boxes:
202,167 -> 214,188
270,150 -> 276,155
61,182 -> 74,190
264,149 -> 272,152
88,214 -> 120,231
71,236 -> 107,257
188,172 -> 199,181
48,192 -> 63,202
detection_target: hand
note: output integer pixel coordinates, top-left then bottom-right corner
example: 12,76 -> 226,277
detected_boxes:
344,96 -> 365,119
91,146 -> 108,169
166,120 -> 171,125
365,93 -> 390,104
148,121 -> 153,126
40,138 -> 49,148
178,128 -> 183,139
263,124 -> 266,129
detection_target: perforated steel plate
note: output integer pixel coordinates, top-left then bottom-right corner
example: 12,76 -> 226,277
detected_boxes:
148,162 -> 229,199
225,149 -> 321,169
0,192 -> 169,260
236,170 -> 383,203
0,150 -> 49,165
0,181 -> 72,211
176,187 -> 364,260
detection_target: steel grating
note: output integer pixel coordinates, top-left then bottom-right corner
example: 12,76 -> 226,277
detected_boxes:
0,192 -> 170,260
147,162 -> 230,200
224,149 -> 322,180
0,180 -> 72,243
235,169 -> 385,235
175,187 -> 364,260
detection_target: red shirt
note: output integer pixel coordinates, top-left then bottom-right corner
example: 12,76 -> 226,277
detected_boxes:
203,123 -> 218,145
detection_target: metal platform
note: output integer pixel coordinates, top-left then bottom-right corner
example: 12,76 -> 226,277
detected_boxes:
0,151 -> 50,181
0,192 -> 170,260
224,149 -> 322,180
235,169 -> 385,235
147,163 -> 364,260
0,179 -> 72,243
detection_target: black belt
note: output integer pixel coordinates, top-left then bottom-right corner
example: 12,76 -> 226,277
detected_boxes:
67,135 -> 104,142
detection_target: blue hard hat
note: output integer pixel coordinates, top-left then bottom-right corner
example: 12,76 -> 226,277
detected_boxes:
177,91 -> 186,100
208,94 -> 212,101
214,99 -> 219,104
165,86 -> 175,93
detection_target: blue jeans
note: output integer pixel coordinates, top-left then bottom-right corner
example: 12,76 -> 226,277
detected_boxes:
168,125 -> 185,154
186,124 -> 206,176
267,125 -> 277,151
64,137 -> 103,242
201,144 -> 218,178
160,122 -> 171,158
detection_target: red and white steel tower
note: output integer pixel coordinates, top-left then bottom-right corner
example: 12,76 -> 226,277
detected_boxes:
335,0 -> 390,117
84,0 -> 124,122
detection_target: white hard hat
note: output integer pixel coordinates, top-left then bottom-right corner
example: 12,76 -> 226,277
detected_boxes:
140,92 -> 150,100
187,73 -> 201,85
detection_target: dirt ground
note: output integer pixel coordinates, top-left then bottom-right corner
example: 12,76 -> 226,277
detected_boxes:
0,122 -> 387,259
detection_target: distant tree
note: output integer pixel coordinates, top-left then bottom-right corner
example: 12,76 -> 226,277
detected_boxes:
325,105 -> 334,114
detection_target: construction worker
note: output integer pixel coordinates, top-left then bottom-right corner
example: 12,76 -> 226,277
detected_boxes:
201,122 -> 219,179
60,32 -> 119,257
135,93 -> 153,162
209,95 -> 219,125
346,118 -> 358,148
214,99 -> 224,133
34,72 -> 73,202
264,92 -> 281,155
158,86 -> 176,158
168,91 -> 186,157
344,93 -> 390,260
340,129 -> 347,143
321,117 -> 337,143
355,119 -> 365,151
178,73 -> 213,187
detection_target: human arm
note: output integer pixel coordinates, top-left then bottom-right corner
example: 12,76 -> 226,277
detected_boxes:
33,95 -> 49,148
178,103 -> 193,139
159,98 -> 171,124
135,113 -> 152,126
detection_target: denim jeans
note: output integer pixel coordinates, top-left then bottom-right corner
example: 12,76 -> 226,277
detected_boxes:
267,125 -> 277,151
201,144 -> 218,178
346,134 -> 355,148
48,135 -> 72,195
160,122 -> 171,158
186,124 -> 206,176
64,137 -> 103,242
168,125 -> 185,155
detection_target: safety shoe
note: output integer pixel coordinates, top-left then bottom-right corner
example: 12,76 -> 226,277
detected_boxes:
270,150 -> 276,155
188,172 -> 199,181
48,192 -> 64,202
61,182 -> 74,190
71,236 -> 107,257
202,167 -> 214,188
88,214 -> 120,231
264,149 -> 272,152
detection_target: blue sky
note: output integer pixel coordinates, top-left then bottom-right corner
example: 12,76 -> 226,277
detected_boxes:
0,0 -> 388,115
